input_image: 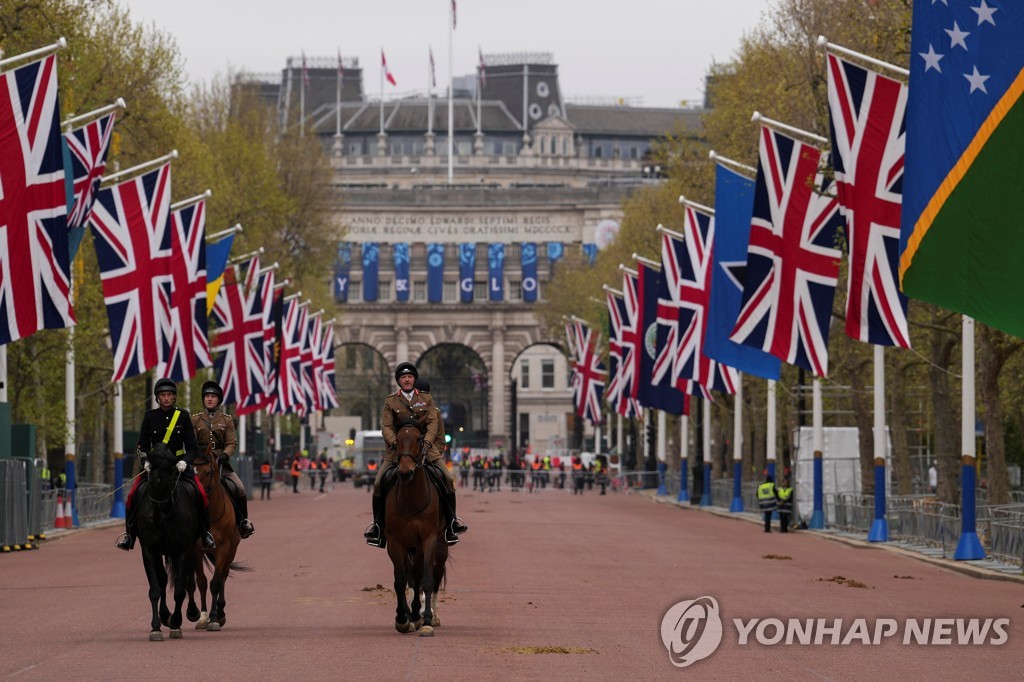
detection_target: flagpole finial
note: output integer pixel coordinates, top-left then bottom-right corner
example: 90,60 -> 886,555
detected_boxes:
170,149 -> 179,160
678,195 -> 686,205
203,189 -> 212,199
708,150 -> 717,161
751,111 -> 762,124
116,97 -> 127,110
816,35 -> 828,50
57,37 -> 68,50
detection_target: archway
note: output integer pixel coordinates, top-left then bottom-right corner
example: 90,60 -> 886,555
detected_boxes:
334,342 -> 391,430
418,344 -> 489,448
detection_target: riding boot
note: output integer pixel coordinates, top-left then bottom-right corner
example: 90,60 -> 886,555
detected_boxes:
443,491 -> 467,545
199,503 -> 217,551
115,508 -> 136,551
237,490 -> 254,538
364,494 -> 386,548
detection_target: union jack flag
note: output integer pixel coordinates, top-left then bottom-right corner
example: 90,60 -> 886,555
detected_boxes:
604,290 -> 638,418
318,321 -> 339,409
237,268 -> 277,416
0,54 -> 75,345
155,200 -> 211,381
272,299 -> 306,415
673,207 -> 738,394
826,53 -> 911,349
89,163 -> 173,381
620,270 -> 650,411
301,314 -> 320,412
65,111 -> 116,230
211,265 -> 266,407
729,126 -> 843,377
571,320 -> 606,425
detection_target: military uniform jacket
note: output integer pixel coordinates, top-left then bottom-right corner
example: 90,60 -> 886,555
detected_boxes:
381,390 -> 439,463
191,409 -> 237,460
137,406 -> 200,465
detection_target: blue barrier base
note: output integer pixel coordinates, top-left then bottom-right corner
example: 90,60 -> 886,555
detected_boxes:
110,500 -> 125,519
657,483 -> 667,496
868,518 -> 889,542
729,497 -> 743,513
954,531 -> 985,561
809,510 -> 824,529
677,488 -> 689,503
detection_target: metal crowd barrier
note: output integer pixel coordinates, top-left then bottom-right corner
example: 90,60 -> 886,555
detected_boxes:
234,456 -> 255,499
988,505 -> 1024,567
0,460 -> 31,551
73,483 -> 114,525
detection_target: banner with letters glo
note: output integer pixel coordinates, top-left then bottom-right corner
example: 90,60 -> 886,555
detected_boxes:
521,242 -> 538,302
427,243 -> 444,302
459,243 -> 476,303
488,243 -> 505,301
394,242 -> 410,302
362,242 -> 379,302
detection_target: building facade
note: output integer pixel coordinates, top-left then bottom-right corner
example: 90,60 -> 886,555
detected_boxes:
243,52 -> 702,453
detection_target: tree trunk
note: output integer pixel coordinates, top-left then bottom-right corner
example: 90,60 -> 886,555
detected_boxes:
929,323 -> 959,504
888,360 -> 914,495
979,325 -> 1013,505
848,359 -> 875,494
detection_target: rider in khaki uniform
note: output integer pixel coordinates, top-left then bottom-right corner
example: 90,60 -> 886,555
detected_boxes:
363,362 -> 468,548
191,381 -> 254,539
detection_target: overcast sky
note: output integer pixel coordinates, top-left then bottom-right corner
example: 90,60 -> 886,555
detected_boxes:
118,0 -> 772,108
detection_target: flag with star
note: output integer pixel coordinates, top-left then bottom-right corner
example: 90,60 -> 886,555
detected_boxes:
901,0 -> 1024,337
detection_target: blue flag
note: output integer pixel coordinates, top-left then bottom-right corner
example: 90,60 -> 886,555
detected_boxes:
547,242 -> 564,270
637,263 -> 685,414
582,243 -> 598,265
334,242 -> 351,303
521,242 -> 538,302
707,163 -> 781,380
394,242 -> 410,302
362,242 -> 379,302
459,243 -> 476,303
488,243 -> 505,301
427,243 -> 444,302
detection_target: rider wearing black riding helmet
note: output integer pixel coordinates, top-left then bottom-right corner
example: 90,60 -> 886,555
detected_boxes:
116,378 -> 216,552
363,362 -> 468,548
191,380 -> 254,539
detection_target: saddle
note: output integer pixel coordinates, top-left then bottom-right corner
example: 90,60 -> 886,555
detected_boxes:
381,460 -> 448,500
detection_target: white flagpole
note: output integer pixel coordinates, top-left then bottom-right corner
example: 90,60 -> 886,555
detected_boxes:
476,51 -> 482,136
336,53 -> 342,138
955,315 -> 985,560
678,412 -> 689,502
767,379 -> 777,478
868,344 -> 889,541
239,414 -> 247,457
111,380 -> 125,517
0,345 -> 6,402
447,1 -> 454,184
379,50 -> 385,136
730,374 -> 744,512
427,49 -> 434,135
810,378 -> 825,528
300,55 -> 306,138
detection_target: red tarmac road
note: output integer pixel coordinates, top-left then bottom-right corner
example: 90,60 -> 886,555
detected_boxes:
1,479 -> 1022,680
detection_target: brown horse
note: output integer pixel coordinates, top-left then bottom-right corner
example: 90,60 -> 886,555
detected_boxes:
186,453 -> 241,631
385,421 -> 448,635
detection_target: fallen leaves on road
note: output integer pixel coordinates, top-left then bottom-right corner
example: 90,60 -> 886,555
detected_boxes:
362,584 -> 389,592
762,554 -> 792,560
816,575 -> 870,588
500,646 -> 597,655
893,575 -> 917,580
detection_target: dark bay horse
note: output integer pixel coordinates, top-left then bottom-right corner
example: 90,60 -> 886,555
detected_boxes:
134,443 -> 200,641
187,452 -> 242,631
385,421 -> 449,635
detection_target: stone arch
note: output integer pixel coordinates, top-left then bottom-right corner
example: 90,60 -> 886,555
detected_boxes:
417,343 -> 490,448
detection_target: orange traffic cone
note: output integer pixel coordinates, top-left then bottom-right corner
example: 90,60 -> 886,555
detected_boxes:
54,494 -> 66,529
63,495 -> 74,528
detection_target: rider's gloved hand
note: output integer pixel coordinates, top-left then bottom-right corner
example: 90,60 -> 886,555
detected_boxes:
144,461 -> 151,472
176,460 -> 187,473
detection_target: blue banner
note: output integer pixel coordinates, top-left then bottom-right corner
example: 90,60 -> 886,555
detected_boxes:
427,243 -> 444,302
459,243 -> 476,303
362,242 -> 379,302
393,242 -> 410,302
334,242 -> 351,303
707,164 -> 781,380
488,243 -> 505,301
637,263 -> 685,414
521,242 -> 538,302
582,243 -> 598,265
547,242 -> 564,270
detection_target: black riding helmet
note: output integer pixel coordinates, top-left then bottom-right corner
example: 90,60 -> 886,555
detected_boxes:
153,378 -> 177,396
394,361 -> 418,383
201,380 -> 224,405
414,377 -> 430,392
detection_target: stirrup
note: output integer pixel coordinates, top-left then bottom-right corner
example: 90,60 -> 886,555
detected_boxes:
452,517 -> 468,534
363,522 -> 379,539
239,519 -> 254,539
444,527 -> 460,545
115,532 -> 135,551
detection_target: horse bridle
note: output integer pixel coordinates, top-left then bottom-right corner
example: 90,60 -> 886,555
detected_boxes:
395,420 -> 426,469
